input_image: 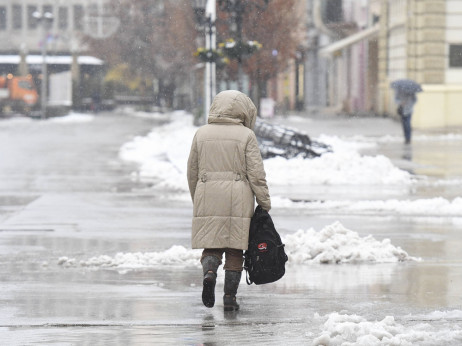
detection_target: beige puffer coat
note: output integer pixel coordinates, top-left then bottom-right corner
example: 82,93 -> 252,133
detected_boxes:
187,90 -> 271,250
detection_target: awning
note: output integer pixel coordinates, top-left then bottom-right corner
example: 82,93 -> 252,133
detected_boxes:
319,25 -> 379,57
0,55 -> 104,65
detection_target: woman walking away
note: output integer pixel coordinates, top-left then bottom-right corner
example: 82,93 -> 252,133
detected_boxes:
187,90 -> 271,311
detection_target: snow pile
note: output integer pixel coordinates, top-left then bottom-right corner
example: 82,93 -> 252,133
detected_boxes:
284,222 -> 418,264
58,246 -> 201,269
272,196 -> 462,217
79,245 -> 201,268
48,113 -> 95,123
119,113 -> 414,193
57,256 -> 77,267
123,107 -> 171,120
317,134 -> 377,151
58,222 -> 417,270
312,312 -> 462,346
119,111 -> 195,192
268,132 -> 410,186
265,152 -> 412,185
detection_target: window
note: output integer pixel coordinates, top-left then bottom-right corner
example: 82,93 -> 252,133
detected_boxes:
73,5 -> 84,31
0,7 -> 6,30
86,4 -> 98,34
27,5 -> 38,30
87,4 -> 98,17
43,5 -> 53,18
449,44 -> 462,68
324,0 -> 343,23
58,7 -> 68,30
12,5 -> 22,30
103,3 -> 112,16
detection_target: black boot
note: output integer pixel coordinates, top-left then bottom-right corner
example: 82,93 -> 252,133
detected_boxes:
201,256 -> 220,308
224,270 -> 241,311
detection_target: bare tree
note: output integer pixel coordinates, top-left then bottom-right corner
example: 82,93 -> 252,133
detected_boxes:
216,0 -> 303,102
83,0 -> 301,109
84,0 -> 196,108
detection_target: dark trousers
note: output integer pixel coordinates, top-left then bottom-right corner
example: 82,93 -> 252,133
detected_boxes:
401,114 -> 412,143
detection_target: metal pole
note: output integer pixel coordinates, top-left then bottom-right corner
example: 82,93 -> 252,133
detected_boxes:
41,22 -> 47,120
203,0 -> 216,125
235,0 -> 243,91
210,0 -> 216,101
209,19 -> 213,108
204,32 -> 210,124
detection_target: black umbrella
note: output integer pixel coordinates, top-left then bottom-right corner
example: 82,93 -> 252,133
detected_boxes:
390,79 -> 423,94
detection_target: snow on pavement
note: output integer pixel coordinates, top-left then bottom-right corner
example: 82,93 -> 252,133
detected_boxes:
348,133 -> 462,143
119,106 -> 172,120
58,221 -> 418,269
272,196 -> 462,217
311,311 -> 462,346
0,112 -> 95,126
47,112 -> 95,123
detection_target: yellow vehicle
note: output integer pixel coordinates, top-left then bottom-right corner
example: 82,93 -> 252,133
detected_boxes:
0,74 -> 39,115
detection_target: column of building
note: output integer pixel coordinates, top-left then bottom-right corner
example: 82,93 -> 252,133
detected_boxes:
408,0 -> 446,84
377,0 -> 390,115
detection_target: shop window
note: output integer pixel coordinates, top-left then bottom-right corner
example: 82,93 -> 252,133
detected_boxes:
324,0 -> 343,23
28,5 -> 38,30
74,5 -> 84,31
58,7 -> 68,30
42,5 -> 53,18
12,5 -> 22,30
0,7 -> 6,30
449,44 -> 462,68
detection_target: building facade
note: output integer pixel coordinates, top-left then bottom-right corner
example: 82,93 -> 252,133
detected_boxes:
310,0 -> 462,129
378,0 -> 462,128
0,0 -> 114,55
0,0 -> 112,110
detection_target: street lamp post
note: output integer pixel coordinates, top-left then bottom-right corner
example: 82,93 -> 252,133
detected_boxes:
218,0 -> 270,91
33,11 -> 54,119
193,0 -> 216,124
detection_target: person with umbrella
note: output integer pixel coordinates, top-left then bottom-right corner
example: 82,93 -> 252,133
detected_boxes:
391,79 -> 423,144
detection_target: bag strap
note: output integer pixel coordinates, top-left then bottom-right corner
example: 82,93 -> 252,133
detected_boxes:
245,268 -> 252,285
243,253 -> 253,285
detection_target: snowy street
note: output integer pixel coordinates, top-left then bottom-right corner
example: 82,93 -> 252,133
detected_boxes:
1,110 -> 462,345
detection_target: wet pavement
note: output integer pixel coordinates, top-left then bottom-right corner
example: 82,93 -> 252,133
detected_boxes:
1,112 -> 462,345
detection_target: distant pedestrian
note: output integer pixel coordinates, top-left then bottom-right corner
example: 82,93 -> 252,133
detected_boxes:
395,91 -> 416,144
92,90 -> 101,114
391,79 -> 422,144
187,90 -> 271,311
